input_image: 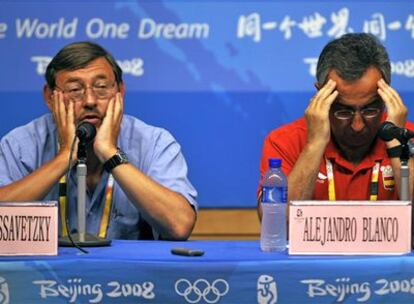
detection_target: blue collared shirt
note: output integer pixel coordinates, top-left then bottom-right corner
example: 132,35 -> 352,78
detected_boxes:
0,114 -> 198,239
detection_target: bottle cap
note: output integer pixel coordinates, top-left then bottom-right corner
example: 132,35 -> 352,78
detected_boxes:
269,158 -> 282,168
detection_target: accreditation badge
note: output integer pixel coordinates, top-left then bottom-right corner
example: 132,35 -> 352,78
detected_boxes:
380,165 -> 395,191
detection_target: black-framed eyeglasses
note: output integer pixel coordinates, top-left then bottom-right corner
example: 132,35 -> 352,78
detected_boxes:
333,107 -> 382,120
56,81 -> 116,102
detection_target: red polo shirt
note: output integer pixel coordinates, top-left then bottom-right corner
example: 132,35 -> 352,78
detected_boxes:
259,117 -> 414,200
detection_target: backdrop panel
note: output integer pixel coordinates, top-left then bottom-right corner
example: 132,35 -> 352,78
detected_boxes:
1,1 -> 413,207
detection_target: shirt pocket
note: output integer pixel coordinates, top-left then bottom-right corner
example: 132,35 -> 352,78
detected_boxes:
108,200 -> 140,240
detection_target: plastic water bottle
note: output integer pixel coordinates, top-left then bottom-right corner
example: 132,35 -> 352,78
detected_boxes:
260,158 -> 288,252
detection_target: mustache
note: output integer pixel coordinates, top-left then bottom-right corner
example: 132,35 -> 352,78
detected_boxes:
342,129 -> 376,147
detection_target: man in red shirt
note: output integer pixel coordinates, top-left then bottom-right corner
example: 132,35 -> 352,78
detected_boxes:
259,33 -> 414,210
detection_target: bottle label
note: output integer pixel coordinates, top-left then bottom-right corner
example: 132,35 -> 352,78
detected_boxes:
262,186 -> 287,203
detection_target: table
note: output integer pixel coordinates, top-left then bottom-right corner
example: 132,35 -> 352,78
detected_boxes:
0,240 -> 413,303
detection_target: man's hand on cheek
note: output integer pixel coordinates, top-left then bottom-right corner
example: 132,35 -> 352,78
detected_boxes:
94,93 -> 124,162
52,91 -> 76,152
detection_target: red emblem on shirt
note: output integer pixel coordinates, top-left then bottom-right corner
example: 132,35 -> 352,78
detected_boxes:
381,165 -> 395,191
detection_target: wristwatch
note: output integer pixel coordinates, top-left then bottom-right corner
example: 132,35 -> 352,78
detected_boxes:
103,148 -> 129,172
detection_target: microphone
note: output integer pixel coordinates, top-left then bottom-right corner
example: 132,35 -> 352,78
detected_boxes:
76,122 -> 96,143
377,121 -> 414,142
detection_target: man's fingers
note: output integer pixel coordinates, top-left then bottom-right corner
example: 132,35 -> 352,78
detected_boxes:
113,93 -> 123,126
378,79 -> 398,97
326,90 -> 338,105
309,80 -> 337,113
51,91 -> 58,122
378,79 -> 403,105
54,91 -> 66,128
105,97 -> 115,122
378,79 -> 407,127
67,100 -> 75,127
317,80 -> 336,99
378,88 -> 391,107
311,80 -> 336,106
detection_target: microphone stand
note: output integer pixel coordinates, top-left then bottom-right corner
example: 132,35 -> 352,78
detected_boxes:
378,122 -> 414,249
59,140 -> 111,247
399,139 -> 410,201
398,138 -> 413,249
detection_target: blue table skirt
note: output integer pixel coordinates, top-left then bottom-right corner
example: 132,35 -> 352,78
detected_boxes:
0,240 -> 413,303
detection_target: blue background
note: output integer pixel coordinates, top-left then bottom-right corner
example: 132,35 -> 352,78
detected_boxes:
1,1 -> 414,207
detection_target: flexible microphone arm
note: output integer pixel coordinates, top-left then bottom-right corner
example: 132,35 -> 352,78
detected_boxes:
377,122 -> 411,198
378,121 -> 414,143
377,121 -> 413,249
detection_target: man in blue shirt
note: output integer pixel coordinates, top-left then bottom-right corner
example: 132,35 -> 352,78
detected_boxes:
0,41 -> 198,240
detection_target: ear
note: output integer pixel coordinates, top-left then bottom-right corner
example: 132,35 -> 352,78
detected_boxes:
43,85 -> 54,111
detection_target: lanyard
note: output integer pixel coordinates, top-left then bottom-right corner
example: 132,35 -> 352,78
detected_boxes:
326,158 -> 380,201
59,173 -> 114,238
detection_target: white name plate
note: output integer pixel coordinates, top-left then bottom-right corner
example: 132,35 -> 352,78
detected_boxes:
0,201 -> 58,256
289,201 -> 411,255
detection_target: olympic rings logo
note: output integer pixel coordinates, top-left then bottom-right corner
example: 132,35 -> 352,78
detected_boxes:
175,278 -> 229,303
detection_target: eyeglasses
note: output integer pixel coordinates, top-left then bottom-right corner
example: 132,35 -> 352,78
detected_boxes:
56,81 -> 116,102
333,107 -> 382,120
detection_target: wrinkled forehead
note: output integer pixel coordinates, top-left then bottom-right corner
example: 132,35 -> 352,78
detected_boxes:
328,67 -> 382,107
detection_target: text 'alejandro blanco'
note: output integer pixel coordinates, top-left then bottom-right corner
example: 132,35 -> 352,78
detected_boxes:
302,216 -> 399,246
0,215 -> 51,242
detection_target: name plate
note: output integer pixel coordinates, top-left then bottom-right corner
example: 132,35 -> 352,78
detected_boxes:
0,201 -> 58,256
289,201 -> 411,255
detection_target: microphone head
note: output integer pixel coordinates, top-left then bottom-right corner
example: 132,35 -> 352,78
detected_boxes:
377,121 -> 397,141
76,122 -> 96,143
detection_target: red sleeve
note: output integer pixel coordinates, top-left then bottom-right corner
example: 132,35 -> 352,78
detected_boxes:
405,121 -> 414,131
258,118 -> 307,195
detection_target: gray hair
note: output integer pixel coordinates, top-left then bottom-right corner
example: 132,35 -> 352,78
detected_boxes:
316,33 -> 391,85
45,41 -> 123,89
